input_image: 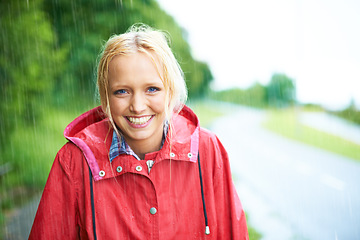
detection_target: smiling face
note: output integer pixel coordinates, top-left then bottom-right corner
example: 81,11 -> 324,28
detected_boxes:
108,52 -> 167,153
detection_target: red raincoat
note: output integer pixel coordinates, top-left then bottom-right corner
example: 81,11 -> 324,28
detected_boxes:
29,105 -> 249,239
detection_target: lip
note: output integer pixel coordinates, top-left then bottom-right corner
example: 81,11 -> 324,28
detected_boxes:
124,115 -> 154,128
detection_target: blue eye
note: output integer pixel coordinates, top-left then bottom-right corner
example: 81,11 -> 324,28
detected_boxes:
148,87 -> 159,93
114,89 -> 127,95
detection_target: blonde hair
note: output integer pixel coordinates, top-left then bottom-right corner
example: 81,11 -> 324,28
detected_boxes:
97,24 -> 187,134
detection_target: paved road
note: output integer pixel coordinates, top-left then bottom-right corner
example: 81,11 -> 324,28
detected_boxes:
3,195 -> 40,240
210,105 -> 360,240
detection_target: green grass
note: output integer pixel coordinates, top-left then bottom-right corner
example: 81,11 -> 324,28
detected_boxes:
246,213 -> 262,240
263,108 -> 360,161
188,100 -> 229,128
248,226 -> 262,240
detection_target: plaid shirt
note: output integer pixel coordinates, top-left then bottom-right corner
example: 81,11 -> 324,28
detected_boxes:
109,121 -> 168,162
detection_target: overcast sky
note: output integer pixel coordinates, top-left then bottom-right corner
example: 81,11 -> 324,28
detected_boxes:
157,0 -> 360,110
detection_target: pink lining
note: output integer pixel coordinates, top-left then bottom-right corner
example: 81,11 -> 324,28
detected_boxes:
66,136 -> 102,181
63,106 -> 104,181
190,126 -> 200,162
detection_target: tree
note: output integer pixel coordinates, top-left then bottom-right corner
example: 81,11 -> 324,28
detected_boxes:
247,82 -> 267,108
42,0 -> 212,102
0,0 -> 64,149
266,73 -> 296,107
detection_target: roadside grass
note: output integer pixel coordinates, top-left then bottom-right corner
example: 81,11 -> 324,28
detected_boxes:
263,108 -> 360,161
246,213 -> 263,240
188,100 -> 229,128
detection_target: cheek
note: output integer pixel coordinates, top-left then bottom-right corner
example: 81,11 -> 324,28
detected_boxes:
109,97 -> 127,117
151,94 -> 167,114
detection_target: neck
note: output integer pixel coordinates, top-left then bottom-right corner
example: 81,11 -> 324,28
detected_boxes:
125,127 -> 164,160
131,141 -> 161,160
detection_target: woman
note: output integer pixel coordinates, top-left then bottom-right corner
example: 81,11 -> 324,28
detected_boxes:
30,24 -> 249,239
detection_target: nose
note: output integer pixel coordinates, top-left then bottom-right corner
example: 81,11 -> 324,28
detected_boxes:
129,92 -> 146,114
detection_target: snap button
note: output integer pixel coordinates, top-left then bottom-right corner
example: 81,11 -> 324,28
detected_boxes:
150,207 -> 157,215
116,166 -> 122,173
170,152 -> 175,158
188,153 -> 193,158
99,170 -> 105,177
135,166 -> 142,172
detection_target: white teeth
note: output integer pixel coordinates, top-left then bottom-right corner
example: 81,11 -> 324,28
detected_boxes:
127,116 -> 152,125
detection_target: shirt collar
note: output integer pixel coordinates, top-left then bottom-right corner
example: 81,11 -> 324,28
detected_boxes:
109,121 -> 169,162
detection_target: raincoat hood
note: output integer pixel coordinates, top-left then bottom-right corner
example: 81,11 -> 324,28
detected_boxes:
63,105 -> 200,181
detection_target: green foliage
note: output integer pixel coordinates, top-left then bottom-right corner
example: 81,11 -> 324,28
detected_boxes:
0,0 -> 65,150
0,1 -> 214,236
42,0 -> 212,103
0,0 -> 212,157
248,225 -> 262,240
0,107 -> 79,217
211,82 -> 267,108
186,61 -> 214,97
0,0 -> 213,213
211,73 -> 296,109
332,99 -> 360,125
266,73 -> 296,107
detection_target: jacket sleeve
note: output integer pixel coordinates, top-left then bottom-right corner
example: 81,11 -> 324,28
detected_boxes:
204,131 -> 249,239
29,143 -> 80,240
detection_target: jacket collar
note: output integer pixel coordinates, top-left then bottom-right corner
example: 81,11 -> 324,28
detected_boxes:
109,120 -> 169,162
63,105 -> 200,181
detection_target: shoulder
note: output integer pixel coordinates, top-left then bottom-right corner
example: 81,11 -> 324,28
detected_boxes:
55,142 -> 85,176
199,127 -> 217,140
57,142 -> 84,160
199,127 -> 226,153
199,127 -> 229,167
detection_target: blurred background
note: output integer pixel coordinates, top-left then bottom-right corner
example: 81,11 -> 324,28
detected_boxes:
0,0 -> 359,239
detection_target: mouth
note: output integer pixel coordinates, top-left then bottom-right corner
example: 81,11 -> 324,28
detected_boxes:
125,115 -> 153,127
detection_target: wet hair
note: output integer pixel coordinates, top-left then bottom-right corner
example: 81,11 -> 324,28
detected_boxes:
97,24 -> 187,134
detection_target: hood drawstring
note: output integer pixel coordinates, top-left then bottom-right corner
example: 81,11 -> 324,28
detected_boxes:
89,166 -> 98,240
197,152 -> 210,235
89,155 -> 210,237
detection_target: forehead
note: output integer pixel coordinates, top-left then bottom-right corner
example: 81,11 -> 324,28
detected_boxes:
109,51 -> 157,73
108,52 -> 164,86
